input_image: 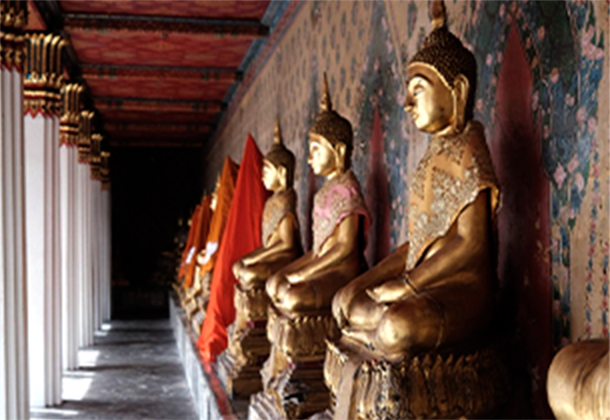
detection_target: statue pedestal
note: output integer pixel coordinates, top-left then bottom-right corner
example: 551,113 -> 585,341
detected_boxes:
322,336 -> 511,420
221,285 -> 271,397
248,306 -> 338,420
181,272 -> 213,335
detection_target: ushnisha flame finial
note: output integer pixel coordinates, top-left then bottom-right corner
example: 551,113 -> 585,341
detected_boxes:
273,118 -> 283,145
430,0 -> 447,30
320,72 -> 332,112
266,117 -> 296,186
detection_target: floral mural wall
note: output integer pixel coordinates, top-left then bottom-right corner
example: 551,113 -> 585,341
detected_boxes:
202,0 -> 609,416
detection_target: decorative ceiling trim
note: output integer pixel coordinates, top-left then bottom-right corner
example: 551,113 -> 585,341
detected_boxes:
81,64 -> 242,82
64,14 -> 269,38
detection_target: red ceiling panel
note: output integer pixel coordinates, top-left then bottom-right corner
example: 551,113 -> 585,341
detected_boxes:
69,30 -> 252,68
59,1 -> 270,21
86,78 -> 232,101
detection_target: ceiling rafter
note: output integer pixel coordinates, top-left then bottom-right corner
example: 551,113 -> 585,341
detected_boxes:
81,64 -> 243,82
109,138 -> 205,148
64,13 -> 269,38
105,122 -> 213,134
95,97 -> 225,113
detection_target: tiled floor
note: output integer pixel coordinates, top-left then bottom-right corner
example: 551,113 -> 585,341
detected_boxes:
31,320 -> 198,420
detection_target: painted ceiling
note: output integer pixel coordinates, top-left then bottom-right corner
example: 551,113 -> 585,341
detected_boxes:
26,0 -> 273,147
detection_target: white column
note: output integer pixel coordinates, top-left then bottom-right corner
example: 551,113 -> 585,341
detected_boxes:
76,110 -> 95,348
60,84 -> 83,371
69,146 -> 79,354
92,179 -> 100,332
23,32 -> 65,408
77,161 -> 87,347
102,186 -> 111,321
60,143 -> 78,370
86,171 -> 94,344
51,116 -> 62,406
0,11 -> 30,415
78,162 -> 94,347
24,112 -> 62,407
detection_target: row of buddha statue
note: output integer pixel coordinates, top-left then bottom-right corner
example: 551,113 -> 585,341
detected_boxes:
173,2 -> 607,419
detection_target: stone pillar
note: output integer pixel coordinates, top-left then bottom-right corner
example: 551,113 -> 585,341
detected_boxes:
77,110 -> 95,348
101,152 -> 111,322
60,83 -> 83,371
23,32 -> 65,407
0,1 -> 29,418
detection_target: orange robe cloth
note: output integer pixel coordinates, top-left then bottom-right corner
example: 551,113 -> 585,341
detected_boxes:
183,194 -> 213,289
178,205 -> 200,280
199,157 -> 239,278
198,135 -> 270,362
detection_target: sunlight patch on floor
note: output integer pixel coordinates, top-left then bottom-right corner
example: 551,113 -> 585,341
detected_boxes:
30,406 -> 80,419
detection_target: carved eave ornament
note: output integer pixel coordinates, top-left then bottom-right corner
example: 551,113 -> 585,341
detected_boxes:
24,33 -> 65,117
60,83 -> 84,146
77,110 -> 95,163
0,0 -> 28,71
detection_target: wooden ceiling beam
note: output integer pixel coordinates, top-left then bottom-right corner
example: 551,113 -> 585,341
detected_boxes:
81,64 -> 242,82
109,138 -> 205,148
64,14 -> 269,38
95,97 -> 225,113
97,110 -> 217,124
105,122 -> 212,134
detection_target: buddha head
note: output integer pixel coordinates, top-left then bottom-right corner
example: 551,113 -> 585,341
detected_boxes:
263,119 -> 295,192
308,73 -> 353,177
210,175 -> 221,211
405,0 -> 477,135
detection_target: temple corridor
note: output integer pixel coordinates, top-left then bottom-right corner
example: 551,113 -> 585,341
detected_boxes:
1,0 -> 608,419
30,320 -> 197,420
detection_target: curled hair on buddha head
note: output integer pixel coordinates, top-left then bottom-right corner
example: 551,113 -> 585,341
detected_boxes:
409,0 -> 477,122
309,72 -> 354,169
265,119 -> 295,187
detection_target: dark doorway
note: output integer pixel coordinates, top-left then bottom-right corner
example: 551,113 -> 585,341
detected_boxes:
110,147 -> 202,319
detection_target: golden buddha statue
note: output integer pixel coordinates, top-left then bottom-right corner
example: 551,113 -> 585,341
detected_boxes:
249,74 -> 369,420
182,180 -> 219,330
547,339 -> 609,420
323,2 -> 509,419
181,188 -> 217,302
221,120 -> 303,397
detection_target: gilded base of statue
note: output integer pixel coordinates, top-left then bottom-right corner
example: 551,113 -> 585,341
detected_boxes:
183,295 -> 199,317
172,281 -> 183,299
248,306 -> 339,420
182,272 -> 213,325
248,354 -> 329,420
190,309 -> 206,336
221,286 -> 271,397
322,336 -> 511,420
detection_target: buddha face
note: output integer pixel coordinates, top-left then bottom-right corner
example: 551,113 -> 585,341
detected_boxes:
210,178 -> 220,211
262,159 -> 286,191
307,133 -> 345,177
405,64 -> 455,134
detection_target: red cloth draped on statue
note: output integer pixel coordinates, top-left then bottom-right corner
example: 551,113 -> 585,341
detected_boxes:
178,205 -> 200,280
199,157 -> 239,278
183,194 -> 213,289
198,135 -> 270,362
